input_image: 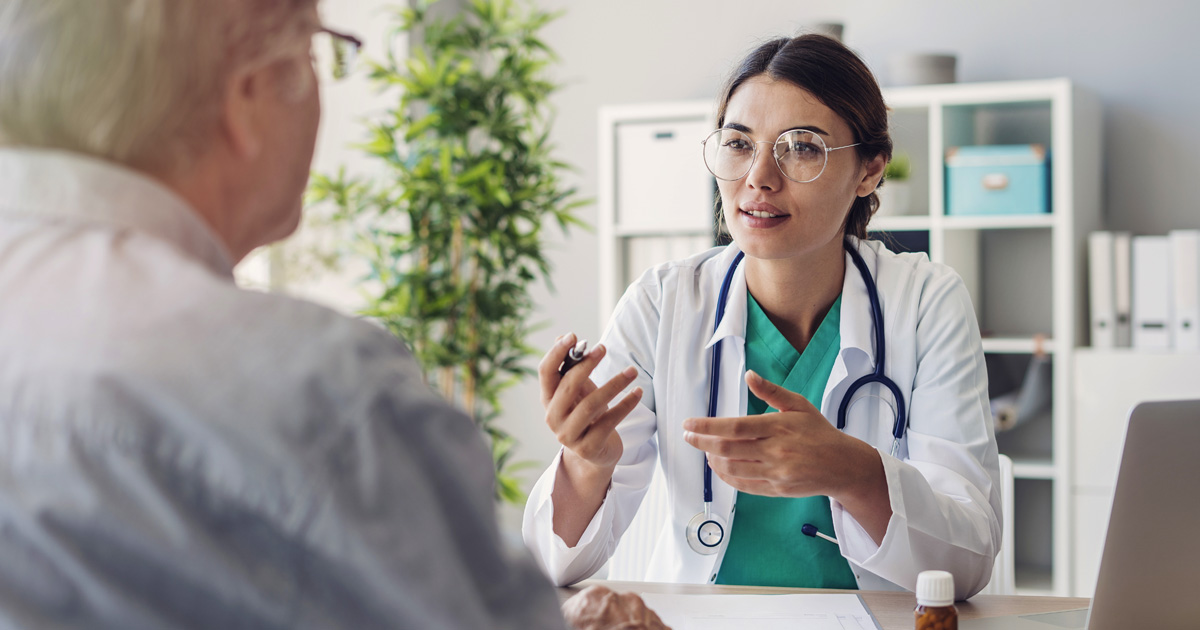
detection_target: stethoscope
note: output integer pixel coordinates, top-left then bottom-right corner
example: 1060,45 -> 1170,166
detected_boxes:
686,239 -> 909,555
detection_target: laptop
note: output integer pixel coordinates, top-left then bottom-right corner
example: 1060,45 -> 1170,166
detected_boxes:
962,399 -> 1200,629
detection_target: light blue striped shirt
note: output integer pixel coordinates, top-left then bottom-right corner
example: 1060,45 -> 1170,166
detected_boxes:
0,149 -> 565,630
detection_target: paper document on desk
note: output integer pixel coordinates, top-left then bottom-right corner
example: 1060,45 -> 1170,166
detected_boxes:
640,593 -> 881,630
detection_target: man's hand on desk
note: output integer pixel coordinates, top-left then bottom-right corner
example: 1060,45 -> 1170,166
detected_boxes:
561,585 -> 670,630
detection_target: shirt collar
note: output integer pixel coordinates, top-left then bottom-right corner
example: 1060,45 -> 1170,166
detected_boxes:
703,237 -> 879,367
0,148 -> 235,276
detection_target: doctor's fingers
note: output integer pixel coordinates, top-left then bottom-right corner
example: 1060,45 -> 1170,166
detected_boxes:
547,362 -> 638,432
567,388 -> 643,456
538,338 -> 603,407
551,367 -> 640,441
706,456 -> 808,494
707,468 -> 777,497
537,333 -> 575,405
710,454 -> 831,497
682,431 -> 771,461
745,370 -> 819,413
681,414 -> 778,439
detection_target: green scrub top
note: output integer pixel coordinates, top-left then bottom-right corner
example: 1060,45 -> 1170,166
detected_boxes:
714,292 -> 858,588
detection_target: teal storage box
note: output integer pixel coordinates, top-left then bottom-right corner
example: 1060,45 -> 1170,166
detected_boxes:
945,144 -> 1049,215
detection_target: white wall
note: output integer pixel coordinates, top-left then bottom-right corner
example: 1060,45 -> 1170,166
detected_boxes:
496,0 -> 1200,524
300,0 -> 398,312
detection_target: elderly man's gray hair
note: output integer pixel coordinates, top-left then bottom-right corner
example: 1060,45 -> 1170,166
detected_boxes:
0,0 -> 318,174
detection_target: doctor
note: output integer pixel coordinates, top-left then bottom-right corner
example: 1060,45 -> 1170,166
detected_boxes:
523,34 -> 1001,600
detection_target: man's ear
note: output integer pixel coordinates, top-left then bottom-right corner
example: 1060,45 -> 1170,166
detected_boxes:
857,154 -> 887,197
221,67 -> 266,160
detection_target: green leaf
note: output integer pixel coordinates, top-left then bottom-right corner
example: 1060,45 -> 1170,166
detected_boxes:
306,0 -> 592,506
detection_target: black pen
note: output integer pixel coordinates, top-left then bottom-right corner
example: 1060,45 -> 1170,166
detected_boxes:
558,339 -> 588,376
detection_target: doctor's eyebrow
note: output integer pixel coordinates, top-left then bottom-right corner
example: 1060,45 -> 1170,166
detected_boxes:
721,122 -> 832,137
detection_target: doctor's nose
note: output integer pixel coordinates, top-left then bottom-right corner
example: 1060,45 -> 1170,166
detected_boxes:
744,146 -> 782,192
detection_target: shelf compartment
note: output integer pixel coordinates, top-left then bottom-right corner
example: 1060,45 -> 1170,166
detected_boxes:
620,234 -> 713,287
867,229 -> 930,257
883,106 -> 931,218
1010,457 -> 1056,480
942,214 -> 1056,230
1014,565 -> 1055,596
1012,478 -> 1055,595
988,353 -> 1055,464
945,228 -> 1054,339
869,215 -> 932,232
942,100 -> 1055,155
614,118 -> 713,233
981,337 -> 1056,354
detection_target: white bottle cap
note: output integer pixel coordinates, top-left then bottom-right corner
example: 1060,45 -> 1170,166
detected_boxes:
916,570 -> 955,607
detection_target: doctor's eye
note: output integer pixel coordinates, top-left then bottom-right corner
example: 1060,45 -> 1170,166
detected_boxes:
721,137 -> 753,152
780,139 -> 823,159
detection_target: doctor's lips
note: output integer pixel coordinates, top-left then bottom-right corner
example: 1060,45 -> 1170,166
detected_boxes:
739,201 -> 788,220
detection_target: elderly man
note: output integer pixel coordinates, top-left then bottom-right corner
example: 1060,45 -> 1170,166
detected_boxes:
0,1 -> 665,628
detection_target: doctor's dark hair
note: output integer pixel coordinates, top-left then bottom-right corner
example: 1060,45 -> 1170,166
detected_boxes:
715,34 -> 893,240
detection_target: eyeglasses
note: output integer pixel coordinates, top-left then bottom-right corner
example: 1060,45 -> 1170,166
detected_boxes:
701,128 -> 860,184
313,27 -> 363,80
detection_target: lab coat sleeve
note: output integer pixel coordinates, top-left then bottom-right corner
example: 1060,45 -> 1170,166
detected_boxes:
831,269 -> 1002,600
522,279 -> 664,586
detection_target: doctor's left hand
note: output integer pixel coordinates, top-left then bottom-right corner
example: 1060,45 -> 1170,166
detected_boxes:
682,370 -> 889,509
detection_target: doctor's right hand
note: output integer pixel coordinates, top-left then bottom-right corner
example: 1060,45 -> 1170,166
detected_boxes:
538,332 -> 643,474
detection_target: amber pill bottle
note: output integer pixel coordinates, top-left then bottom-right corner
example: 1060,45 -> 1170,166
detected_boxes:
914,570 -> 957,630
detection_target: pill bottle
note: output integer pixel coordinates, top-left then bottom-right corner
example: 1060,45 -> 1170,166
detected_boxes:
914,570 -> 957,630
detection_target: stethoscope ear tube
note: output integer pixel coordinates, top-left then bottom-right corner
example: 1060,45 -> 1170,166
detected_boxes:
836,373 -> 907,441
836,243 -> 909,442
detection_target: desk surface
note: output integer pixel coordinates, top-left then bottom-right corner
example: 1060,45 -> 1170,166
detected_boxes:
559,580 -> 1090,630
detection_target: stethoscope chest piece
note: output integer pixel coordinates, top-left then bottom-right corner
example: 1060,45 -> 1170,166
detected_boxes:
685,511 -> 726,555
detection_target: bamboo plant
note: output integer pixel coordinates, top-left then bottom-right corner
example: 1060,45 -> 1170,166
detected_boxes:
307,0 -> 586,503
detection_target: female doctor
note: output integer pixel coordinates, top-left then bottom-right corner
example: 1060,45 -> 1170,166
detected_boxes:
522,34 -> 1001,600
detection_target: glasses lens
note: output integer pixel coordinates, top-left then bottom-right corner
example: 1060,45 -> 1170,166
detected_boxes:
314,30 -> 360,80
330,35 -> 358,80
773,130 -> 828,183
703,129 -> 755,181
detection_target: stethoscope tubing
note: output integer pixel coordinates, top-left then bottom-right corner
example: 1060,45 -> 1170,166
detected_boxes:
837,239 -> 907,440
705,250 -> 745,504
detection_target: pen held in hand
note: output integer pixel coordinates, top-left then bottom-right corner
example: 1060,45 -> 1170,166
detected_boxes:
558,339 -> 588,376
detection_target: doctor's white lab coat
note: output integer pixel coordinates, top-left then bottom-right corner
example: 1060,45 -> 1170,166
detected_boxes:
522,237 -> 1002,600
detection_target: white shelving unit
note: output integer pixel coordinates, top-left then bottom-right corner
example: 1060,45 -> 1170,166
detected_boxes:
597,101 -> 717,322
1071,350 -> 1200,598
597,79 -> 1102,596
880,79 -> 1102,597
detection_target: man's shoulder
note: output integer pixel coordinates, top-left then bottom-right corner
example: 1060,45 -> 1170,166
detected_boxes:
190,284 -> 423,402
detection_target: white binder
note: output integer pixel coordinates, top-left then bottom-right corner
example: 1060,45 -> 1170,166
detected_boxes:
1169,230 -> 1200,351
1132,236 -> 1172,350
1089,231 -> 1116,348
1113,232 -> 1133,347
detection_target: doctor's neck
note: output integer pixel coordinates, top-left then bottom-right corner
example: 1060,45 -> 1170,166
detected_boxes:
744,238 -> 846,354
